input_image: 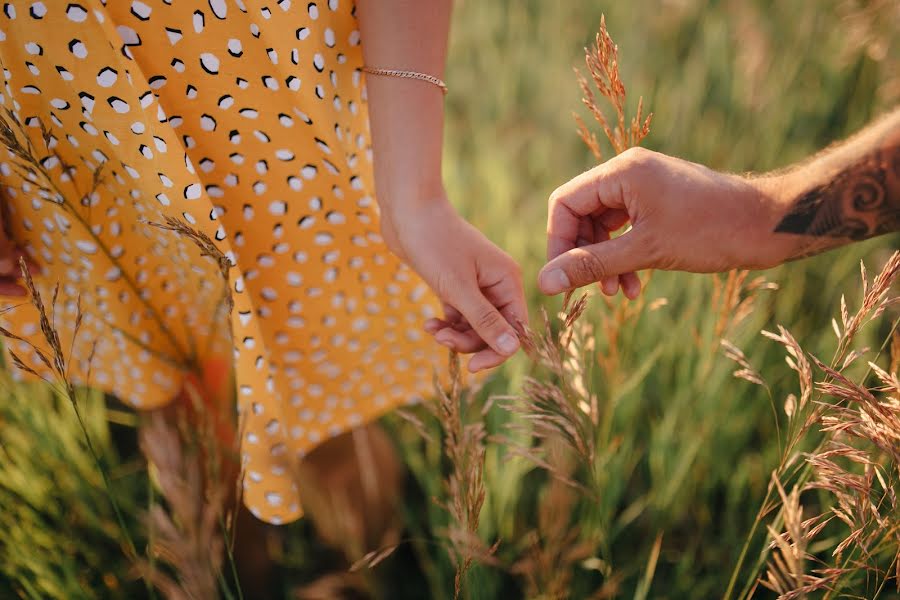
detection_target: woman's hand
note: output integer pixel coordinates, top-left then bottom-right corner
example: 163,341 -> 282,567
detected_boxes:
381,196 -> 527,373
358,0 -> 525,371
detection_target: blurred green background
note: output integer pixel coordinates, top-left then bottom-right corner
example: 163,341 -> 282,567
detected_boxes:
438,2 -> 898,597
2,0 -> 898,598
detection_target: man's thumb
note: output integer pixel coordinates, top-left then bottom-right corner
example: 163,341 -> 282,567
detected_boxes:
538,231 -> 649,295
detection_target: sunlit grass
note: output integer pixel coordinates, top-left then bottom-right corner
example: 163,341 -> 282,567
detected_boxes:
1,1 -> 898,598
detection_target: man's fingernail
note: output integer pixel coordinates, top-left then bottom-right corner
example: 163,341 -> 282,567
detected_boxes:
603,278 -> 618,295
541,269 -> 570,294
496,332 -> 519,355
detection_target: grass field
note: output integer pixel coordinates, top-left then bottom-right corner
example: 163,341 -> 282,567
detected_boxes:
2,1 -> 899,599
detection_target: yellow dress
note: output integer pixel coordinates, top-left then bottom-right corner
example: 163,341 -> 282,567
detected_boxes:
0,0 -> 441,524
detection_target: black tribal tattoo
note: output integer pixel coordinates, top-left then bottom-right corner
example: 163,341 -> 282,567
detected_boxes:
775,125 -> 900,248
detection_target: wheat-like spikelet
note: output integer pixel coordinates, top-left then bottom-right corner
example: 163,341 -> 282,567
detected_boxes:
760,477 -> 840,599
713,270 -> 779,340
0,259 -> 143,579
433,352 -> 497,599
748,251 -> 900,598
510,439 -> 606,599
492,17 -> 657,596
136,406 -> 228,600
574,15 -> 652,160
507,298 -> 598,490
0,109 -> 244,599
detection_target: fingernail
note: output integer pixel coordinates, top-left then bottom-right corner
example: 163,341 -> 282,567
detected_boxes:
435,333 -> 454,348
496,332 -> 519,355
0,257 -> 12,272
540,269 -> 570,294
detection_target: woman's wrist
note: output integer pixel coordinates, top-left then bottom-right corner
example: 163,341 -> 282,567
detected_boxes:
381,193 -> 453,233
377,187 -> 454,254
375,175 -> 447,219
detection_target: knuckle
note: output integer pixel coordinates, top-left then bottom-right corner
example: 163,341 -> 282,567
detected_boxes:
548,187 -> 566,210
601,150 -> 655,209
572,250 -> 608,283
434,271 -> 460,301
621,145 -> 653,166
474,307 -> 503,332
504,255 -> 523,277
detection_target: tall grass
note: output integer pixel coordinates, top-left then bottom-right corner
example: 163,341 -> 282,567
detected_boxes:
1,1 -> 899,599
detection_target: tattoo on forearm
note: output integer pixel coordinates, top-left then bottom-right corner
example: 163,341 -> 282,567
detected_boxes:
774,130 -> 899,249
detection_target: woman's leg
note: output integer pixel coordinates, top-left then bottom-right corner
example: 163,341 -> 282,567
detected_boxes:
296,424 -> 404,561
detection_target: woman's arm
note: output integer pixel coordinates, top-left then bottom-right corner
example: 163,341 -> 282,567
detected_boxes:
356,1 -> 450,208
357,1 -> 527,372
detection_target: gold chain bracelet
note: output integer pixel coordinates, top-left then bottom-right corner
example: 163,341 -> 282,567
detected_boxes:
362,66 -> 448,95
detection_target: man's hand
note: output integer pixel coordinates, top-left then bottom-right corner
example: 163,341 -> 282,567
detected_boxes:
541,109 -> 900,297
539,147 -> 800,296
382,195 -> 527,373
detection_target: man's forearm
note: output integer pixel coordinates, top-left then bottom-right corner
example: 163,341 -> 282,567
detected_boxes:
356,1 -> 452,213
772,108 -> 900,258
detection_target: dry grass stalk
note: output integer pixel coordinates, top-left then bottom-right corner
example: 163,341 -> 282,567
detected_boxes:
433,352 -> 497,599
721,339 -> 766,388
760,477 -> 839,599
504,10 -> 651,491
511,440 -> 603,600
508,298 -> 598,490
594,288 -> 652,384
0,109 -> 191,366
574,15 -> 653,160
137,407 -> 228,600
751,251 -> 900,598
713,270 -> 779,340
831,254 -> 900,360
1,109 -> 243,598
493,17 -> 656,596
566,12 -> 654,322
0,260 -> 141,573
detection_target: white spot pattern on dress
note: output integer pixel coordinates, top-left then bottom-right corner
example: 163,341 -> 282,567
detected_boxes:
0,0 -> 441,526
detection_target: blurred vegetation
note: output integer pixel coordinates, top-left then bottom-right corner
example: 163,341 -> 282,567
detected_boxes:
1,0 -> 898,598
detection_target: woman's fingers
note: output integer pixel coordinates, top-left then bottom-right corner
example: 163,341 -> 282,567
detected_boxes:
433,327 -> 487,353
427,265 -> 527,371
467,348 -> 506,372
462,274 -> 527,372
423,318 -> 444,334
444,266 -> 523,360
424,303 -> 475,335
